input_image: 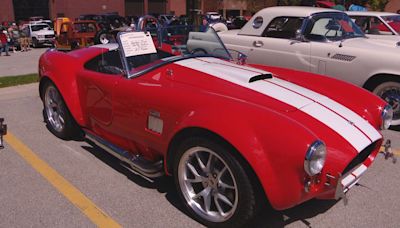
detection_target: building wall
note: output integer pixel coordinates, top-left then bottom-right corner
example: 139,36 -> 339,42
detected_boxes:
126,0 -> 144,16
203,0 -> 220,13
385,0 -> 400,12
1,0 -> 15,22
169,0 -> 186,16
50,0 -> 125,19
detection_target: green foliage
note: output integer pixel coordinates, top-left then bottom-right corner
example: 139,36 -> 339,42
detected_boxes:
0,74 -> 38,88
278,0 -> 302,5
368,0 -> 389,11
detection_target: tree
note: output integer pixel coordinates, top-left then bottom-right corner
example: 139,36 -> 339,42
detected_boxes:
368,0 -> 389,11
278,0 -> 302,5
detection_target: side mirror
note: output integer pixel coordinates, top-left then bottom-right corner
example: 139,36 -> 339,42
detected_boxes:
295,29 -> 302,40
291,29 -> 309,44
237,52 -> 247,65
0,118 -> 7,149
227,49 -> 248,65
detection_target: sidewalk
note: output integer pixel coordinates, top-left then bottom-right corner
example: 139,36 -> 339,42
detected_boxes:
0,48 -> 48,77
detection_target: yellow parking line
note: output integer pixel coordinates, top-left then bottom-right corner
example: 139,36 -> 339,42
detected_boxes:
380,146 -> 400,156
5,132 -> 121,228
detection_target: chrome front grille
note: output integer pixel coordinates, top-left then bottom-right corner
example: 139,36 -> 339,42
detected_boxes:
342,141 -> 377,175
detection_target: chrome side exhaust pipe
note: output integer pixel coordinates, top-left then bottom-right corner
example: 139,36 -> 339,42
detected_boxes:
85,131 -> 164,178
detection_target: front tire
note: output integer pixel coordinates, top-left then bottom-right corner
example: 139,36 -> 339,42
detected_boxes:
373,81 -> 400,127
32,38 -> 39,48
41,81 -> 81,139
173,137 -> 257,227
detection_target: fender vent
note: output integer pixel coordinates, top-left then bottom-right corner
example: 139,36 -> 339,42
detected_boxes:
331,54 -> 356,62
249,74 -> 273,83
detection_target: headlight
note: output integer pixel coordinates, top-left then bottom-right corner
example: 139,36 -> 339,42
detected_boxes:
304,140 -> 326,176
38,35 -> 44,38
381,105 -> 393,130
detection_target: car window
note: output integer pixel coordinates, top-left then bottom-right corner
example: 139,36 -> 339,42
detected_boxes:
352,16 -> 393,35
370,17 -> 393,35
262,17 -> 304,39
31,24 -> 50,31
74,23 -> 96,33
84,50 -> 124,75
61,24 -> 69,33
381,15 -> 400,33
304,13 -> 364,41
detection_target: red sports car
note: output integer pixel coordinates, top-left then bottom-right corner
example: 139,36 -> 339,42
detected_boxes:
38,26 -> 393,227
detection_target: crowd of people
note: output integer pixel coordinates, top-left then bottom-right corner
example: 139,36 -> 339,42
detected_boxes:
300,0 -> 370,11
0,23 -> 30,57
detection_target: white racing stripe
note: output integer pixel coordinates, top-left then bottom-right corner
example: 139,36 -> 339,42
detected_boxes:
175,57 -> 382,152
270,78 -> 382,145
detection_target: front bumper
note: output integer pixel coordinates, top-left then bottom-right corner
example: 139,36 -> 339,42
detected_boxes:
333,139 -> 394,204
37,38 -> 55,44
334,164 -> 367,204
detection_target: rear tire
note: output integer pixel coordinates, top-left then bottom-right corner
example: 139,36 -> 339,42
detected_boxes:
173,137 -> 258,227
32,38 -> 39,48
95,30 -> 113,44
41,81 -> 81,139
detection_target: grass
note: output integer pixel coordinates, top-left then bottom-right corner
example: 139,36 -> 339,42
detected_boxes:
0,74 -> 39,88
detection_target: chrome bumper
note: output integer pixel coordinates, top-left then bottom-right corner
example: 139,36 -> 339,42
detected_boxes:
334,139 -> 396,205
334,164 -> 367,205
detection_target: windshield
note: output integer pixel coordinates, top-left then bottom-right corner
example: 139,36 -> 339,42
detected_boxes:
304,13 -> 365,41
31,24 -> 50,31
382,15 -> 400,33
117,25 -> 232,77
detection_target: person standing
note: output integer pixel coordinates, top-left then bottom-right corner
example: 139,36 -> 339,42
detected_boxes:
8,23 -> 19,53
0,28 -> 10,56
349,0 -> 367,11
19,24 -> 29,52
332,0 -> 346,11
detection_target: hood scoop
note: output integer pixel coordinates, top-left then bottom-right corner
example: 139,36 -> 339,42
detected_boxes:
249,73 -> 273,83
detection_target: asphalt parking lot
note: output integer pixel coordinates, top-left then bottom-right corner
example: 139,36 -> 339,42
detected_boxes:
0,48 -> 400,227
0,48 -> 47,77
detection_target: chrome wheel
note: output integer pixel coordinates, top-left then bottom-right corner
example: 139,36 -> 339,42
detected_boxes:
374,81 -> 400,126
178,146 -> 238,223
44,86 -> 65,133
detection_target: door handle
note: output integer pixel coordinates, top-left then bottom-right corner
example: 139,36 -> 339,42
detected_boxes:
253,40 -> 263,47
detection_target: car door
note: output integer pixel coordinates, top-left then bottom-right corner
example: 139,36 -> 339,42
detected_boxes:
77,49 -> 130,148
78,49 -> 172,156
305,15 -> 365,83
247,16 -> 311,72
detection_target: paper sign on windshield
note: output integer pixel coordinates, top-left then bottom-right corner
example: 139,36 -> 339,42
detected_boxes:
120,32 -> 157,57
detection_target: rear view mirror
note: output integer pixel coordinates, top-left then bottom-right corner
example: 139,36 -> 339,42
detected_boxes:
325,20 -> 341,31
0,118 -> 7,149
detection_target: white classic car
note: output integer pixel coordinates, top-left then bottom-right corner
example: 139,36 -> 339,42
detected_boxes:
219,6 -> 400,127
347,11 -> 400,41
22,23 -> 55,48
